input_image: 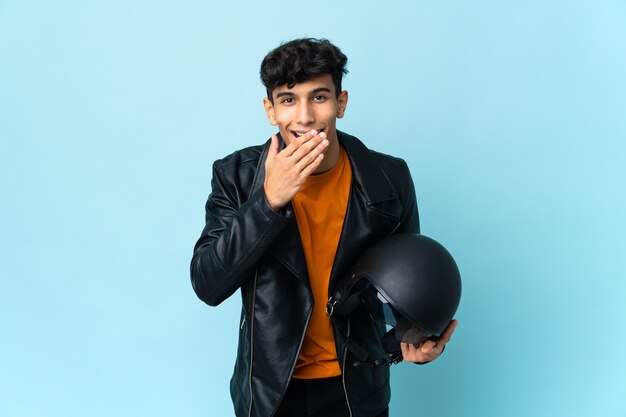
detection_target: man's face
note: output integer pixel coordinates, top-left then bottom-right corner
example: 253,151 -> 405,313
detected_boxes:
263,74 -> 348,145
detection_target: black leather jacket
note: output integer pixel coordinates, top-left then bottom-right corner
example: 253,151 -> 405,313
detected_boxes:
191,131 -> 420,417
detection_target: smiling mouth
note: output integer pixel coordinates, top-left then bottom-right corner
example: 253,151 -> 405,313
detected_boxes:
291,128 -> 324,138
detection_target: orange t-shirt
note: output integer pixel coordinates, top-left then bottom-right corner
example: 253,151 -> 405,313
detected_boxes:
291,147 -> 352,379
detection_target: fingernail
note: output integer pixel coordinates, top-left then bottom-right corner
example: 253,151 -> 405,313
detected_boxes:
310,129 -> 317,136
319,131 -> 326,139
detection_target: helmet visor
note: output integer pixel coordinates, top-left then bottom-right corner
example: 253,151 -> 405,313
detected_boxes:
360,283 -> 434,345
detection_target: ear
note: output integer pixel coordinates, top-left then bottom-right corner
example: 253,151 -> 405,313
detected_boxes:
336,90 -> 348,119
263,98 -> 277,126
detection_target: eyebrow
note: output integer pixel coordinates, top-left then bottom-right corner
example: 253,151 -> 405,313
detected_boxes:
274,87 -> 333,99
310,87 -> 332,95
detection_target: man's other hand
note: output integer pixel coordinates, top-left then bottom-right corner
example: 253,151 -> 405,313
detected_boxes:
401,319 -> 458,364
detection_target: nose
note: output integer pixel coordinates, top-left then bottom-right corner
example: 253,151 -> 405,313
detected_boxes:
296,101 -> 315,125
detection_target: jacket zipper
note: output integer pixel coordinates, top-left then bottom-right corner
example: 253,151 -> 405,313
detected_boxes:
248,268 -> 258,417
341,319 -> 353,417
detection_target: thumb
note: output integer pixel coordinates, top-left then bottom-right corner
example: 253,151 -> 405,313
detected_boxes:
267,134 -> 279,160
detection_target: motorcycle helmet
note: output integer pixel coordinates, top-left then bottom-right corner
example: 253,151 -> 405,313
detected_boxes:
327,233 -> 461,366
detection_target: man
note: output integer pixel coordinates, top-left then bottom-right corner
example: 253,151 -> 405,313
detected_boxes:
191,38 -> 457,417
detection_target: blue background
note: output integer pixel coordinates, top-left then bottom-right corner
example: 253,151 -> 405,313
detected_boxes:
1,1 -> 625,416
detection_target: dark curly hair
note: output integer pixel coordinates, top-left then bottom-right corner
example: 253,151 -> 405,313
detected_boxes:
260,38 -> 348,103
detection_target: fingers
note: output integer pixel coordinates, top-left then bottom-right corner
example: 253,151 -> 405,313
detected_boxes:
299,153 -> 325,178
294,136 -> 328,172
420,339 -> 437,353
274,129 -> 328,175
401,341 -> 410,360
401,341 -> 431,363
282,129 -> 320,157
437,319 -> 458,346
401,339 -> 443,363
400,320 -> 458,364
401,342 -> 415,361
289,131 -> 328,165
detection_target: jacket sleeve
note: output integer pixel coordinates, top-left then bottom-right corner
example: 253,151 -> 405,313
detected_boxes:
398,161 -> 420,234
190,159 -> 291,306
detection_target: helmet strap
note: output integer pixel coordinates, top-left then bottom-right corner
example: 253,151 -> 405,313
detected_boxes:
352,352 -> 404,367
345,329 -> 404,368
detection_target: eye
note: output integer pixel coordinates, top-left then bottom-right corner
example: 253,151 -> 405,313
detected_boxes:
313,95 -> 327,102
281,97 -> 295,104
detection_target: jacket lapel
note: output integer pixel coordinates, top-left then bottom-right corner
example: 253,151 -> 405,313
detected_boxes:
340,131 -> 399,207
329,131 -> 402,287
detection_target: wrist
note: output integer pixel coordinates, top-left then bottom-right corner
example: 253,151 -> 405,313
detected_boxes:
263,189 -> 283,212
